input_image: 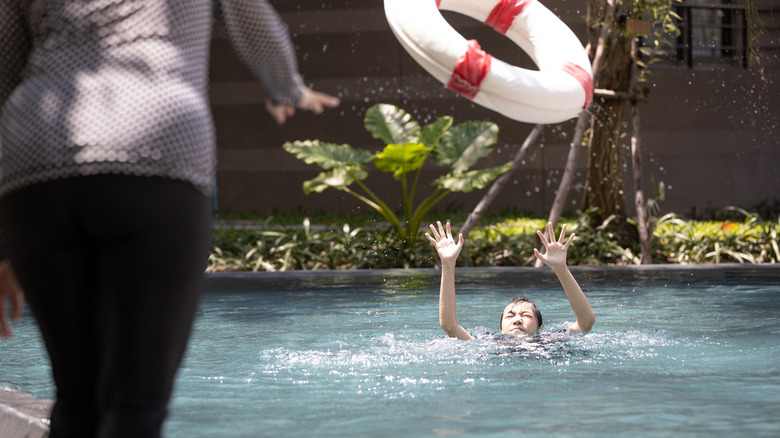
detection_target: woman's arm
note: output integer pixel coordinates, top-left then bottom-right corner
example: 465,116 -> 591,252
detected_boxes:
215,0 -> 339,123
426,221 -> 473,341
534,222 -> 595,333
216,0 -> 303,104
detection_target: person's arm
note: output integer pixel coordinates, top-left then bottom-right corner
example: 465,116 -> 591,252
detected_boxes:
534,222 -> 595,333
0,262 -> 23,339
215,0 -> 339,124
426,221 -> 473,341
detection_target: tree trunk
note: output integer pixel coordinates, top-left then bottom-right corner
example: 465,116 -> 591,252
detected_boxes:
534,111 -> 589,267
459,124 -> 544,238
582,0 -> 635,222
628,38 -> 653,264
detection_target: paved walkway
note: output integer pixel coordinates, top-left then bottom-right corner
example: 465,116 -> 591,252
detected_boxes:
0,386 -> 51,438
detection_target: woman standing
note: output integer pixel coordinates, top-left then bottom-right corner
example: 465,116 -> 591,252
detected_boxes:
0,1 -> 338,436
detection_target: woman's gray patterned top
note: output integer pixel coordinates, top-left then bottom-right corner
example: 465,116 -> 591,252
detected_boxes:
0,0 -> 304,197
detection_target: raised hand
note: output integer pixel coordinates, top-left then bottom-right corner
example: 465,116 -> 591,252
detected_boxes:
534,222 -> 574,270
425,221 -> 464,264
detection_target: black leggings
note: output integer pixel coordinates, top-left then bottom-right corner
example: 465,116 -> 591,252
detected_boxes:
0,175 -> 212,438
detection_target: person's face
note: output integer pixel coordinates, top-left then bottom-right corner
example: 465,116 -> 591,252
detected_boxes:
500,301 -> 539,335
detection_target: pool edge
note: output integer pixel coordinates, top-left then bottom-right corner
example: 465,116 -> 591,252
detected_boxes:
206,262 -> 780,277
0,387 -> 51,438
205,263 -> 780,291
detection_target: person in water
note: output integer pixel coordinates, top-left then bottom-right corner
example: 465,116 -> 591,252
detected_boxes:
426,221 -> 595,341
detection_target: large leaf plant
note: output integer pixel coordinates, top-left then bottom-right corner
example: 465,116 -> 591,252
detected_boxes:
283,103 -> 511,246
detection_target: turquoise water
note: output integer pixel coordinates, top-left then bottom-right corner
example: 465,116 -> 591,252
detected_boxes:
2,266 -> 779,437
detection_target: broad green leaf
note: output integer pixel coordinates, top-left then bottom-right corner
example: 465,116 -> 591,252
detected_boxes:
364,104 -> 420,145
430,121 -> 498,173
420,116 -> 453,149
302,166 -> 368,194
374,143 -> 429,180
283,140 -> 373,170
432,162 -> 512,193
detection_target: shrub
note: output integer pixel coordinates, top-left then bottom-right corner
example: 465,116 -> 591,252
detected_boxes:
208,209 -> 779,271
283,104 -> 511,247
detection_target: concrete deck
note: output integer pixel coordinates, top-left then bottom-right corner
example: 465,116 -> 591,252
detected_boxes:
0,386 -> 51,438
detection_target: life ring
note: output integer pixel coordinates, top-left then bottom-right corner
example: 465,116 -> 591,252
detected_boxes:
384,0 -> 593,124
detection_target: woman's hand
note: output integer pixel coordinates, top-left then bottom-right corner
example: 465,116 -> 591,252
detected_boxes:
425,221 -> 463,265
534,222 -> 574,271
265,86 -> 341,124
0,262 -> 23,338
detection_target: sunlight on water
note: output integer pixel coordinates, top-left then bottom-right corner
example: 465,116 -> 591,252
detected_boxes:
168,268 -> 780,437
2,267 -> 779,437
255,327 -> 684,386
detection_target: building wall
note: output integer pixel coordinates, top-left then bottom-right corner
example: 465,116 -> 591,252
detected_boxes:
210,0 -> 779,217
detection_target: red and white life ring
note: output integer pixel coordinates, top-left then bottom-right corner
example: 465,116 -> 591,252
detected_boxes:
384,0 -> 593,124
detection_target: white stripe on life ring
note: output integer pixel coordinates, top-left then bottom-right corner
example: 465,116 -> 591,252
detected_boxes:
384,0 -> 593,124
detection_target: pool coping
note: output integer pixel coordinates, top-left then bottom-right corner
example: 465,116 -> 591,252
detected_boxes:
4,263 -> 777,436
205,262 -> 780,291
206,262 -> 780,278
0,387 -> 52,438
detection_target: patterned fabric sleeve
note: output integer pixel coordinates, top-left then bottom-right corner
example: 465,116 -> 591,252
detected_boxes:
0,0 -> 31,112
0,0 -> 32,261
215,0 -> 304,106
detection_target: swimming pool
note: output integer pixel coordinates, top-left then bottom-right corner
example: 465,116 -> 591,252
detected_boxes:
2,265 -> 779,437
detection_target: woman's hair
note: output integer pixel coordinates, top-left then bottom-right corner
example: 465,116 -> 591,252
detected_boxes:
500,296 -> 542,330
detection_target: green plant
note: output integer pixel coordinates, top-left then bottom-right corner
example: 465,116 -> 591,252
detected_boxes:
466,218 -> 547,266
208,217 -> 440,271
562,210 -> 642,265
632,0 -> 683,79
283,103 -> 511,247
209,219 -> 372,271
654,208 -> 780,264
208,208 -> 778,271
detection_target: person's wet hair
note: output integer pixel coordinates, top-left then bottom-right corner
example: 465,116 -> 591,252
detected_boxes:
501,297 -> 542,330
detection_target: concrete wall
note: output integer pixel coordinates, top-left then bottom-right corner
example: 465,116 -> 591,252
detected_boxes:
210,0 -> 779,217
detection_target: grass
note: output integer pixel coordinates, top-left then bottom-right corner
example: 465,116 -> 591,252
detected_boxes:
208,208 -> 780,272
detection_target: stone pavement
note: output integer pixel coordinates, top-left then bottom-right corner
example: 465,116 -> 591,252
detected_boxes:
0,386 -> 51,438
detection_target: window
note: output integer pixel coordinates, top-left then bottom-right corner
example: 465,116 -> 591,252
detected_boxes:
642,0 -> 752,69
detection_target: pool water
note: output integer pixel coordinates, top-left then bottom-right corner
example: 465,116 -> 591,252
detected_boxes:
2,266 -> 779,437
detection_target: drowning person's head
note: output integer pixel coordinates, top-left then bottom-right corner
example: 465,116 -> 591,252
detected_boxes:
500,297 -> 542,335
